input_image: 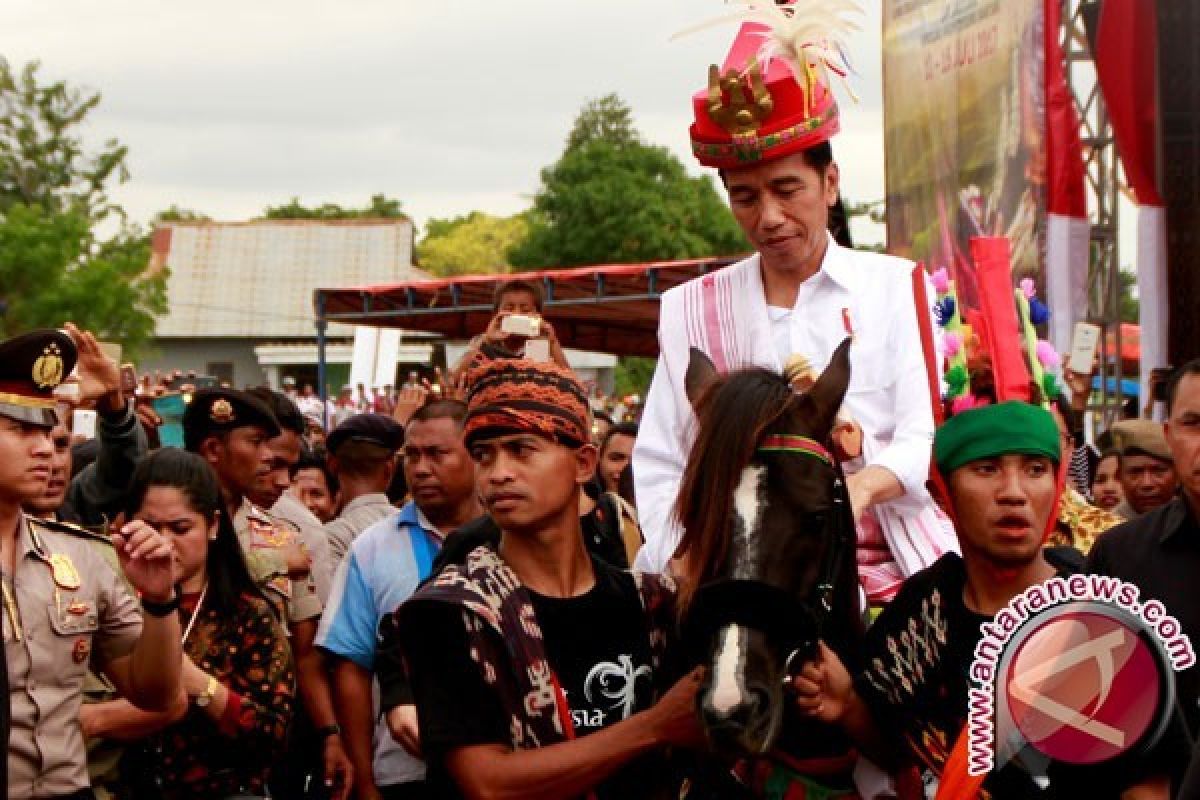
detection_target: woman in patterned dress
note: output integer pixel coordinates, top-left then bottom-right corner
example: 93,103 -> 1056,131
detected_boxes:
87,449 -> 295,799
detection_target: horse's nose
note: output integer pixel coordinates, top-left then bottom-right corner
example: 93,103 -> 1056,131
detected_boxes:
701,683 -> 770,731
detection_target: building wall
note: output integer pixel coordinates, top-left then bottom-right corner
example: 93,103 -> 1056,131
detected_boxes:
139,338 -> 267,389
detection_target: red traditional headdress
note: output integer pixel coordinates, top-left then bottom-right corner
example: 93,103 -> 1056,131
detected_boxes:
680,0 -> 863,169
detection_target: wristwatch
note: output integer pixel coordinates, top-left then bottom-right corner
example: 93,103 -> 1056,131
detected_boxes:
141,587 -> 181,618
194,675 -> 219,708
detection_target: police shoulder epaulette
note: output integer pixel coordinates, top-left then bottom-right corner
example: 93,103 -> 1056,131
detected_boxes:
29,516 -> 114,546
245,502 -> 274,524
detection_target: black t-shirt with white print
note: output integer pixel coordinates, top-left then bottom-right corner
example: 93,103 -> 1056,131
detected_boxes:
402,556 -> 668,799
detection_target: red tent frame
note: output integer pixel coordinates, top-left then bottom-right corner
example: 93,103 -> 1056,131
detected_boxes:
313,256 -> 739,359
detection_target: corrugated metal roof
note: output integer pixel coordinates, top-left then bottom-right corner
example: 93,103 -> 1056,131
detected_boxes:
153,219 -> 424,338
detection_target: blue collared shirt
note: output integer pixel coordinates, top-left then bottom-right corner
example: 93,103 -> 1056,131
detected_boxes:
316,500 -> 439,670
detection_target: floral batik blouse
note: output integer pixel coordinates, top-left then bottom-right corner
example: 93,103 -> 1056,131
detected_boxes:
129,590 -> 295,799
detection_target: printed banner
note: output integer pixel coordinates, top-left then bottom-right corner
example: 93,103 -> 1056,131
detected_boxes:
883,0 -> 1046,312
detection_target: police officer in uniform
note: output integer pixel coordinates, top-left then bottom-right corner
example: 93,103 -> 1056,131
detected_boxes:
182,388 -> 321,625
0,329 -> 183,799
183,390 -> 348,798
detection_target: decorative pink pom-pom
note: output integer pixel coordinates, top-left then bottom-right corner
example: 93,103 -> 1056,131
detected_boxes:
932,267 -> 951,293
1036,340 -> 1060,369
951,394 -> 982,415
942,331 -> 962,358
1020,278 -> 1036,300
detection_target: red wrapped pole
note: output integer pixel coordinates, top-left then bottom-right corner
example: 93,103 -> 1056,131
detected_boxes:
970,237 -> 1032,403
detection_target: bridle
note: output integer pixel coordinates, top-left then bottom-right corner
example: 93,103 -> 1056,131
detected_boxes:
684,432 -> 856,679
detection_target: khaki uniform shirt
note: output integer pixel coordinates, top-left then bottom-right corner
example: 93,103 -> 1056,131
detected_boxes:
271,492 -> 334,604
234,500 -> 323,629
4,515 -> 142,798
324,493 -> 397,570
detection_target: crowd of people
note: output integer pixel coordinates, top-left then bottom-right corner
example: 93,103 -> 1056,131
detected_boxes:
5,284 -> 1197,800
3,9 -> 1199,800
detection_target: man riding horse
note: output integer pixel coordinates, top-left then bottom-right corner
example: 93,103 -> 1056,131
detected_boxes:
635,0 -> 956,607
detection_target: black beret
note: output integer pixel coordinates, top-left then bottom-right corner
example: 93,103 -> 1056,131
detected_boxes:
183,388 -> 281,451
326,413 -> 404,454
0,329 -> 78,428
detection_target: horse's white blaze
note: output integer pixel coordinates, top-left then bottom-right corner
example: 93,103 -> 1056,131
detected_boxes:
730,464 -> 766,580
709,625 -> 745,715
707,465 -> 766,717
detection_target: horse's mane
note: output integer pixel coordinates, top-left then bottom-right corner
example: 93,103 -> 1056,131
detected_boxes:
674,367 -> 797,612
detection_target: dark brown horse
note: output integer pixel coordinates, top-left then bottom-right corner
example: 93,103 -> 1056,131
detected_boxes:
675,339 -> 865,787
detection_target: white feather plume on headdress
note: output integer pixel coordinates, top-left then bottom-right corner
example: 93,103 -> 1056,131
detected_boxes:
672,0 -> 864,104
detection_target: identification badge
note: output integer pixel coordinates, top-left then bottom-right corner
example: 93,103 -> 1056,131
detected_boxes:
49,553 -> 81,590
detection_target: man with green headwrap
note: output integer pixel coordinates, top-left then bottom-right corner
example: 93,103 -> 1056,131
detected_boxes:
787,401 -> 1158,798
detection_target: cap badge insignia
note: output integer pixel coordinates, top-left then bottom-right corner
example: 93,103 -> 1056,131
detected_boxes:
33,343 -> 65,389
210,398 -> 236,424
49,553 -> 81,590
707,56 -> 774,136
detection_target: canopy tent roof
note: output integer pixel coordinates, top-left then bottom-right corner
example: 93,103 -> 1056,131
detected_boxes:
314,256 -> 739,357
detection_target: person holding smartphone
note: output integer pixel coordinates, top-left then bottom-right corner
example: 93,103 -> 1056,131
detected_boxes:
449,280 -> 571,382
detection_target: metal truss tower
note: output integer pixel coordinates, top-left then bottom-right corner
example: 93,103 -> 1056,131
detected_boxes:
1059,0 -> 1127,426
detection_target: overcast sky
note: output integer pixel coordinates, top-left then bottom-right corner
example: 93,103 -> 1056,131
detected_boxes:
1,0 -> 888,245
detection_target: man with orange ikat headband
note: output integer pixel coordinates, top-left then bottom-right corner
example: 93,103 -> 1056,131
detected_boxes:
375,358 -> 706,800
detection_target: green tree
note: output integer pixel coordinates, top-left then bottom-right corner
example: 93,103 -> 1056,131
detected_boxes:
0,59 -> 166,352
564,93 -> 640,153
154,205 -> 210,223
417,211 -> 529,277
263,193 -> 407,220
614,356 -> 655,400
508,94 -> 747,269
1118,268 -> 1138,324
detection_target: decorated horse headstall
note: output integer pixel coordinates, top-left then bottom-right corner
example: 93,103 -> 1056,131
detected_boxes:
683,433 -> 855,679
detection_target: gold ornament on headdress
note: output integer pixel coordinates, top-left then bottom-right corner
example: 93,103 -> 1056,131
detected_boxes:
209,398 -> 236,425
32,343 -> 65,389
707,56 -> 774,136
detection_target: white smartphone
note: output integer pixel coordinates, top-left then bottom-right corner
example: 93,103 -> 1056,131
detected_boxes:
72,409 -> 98,439
524,338 -> 551,362
500,314 -> 541,338
1067,322 -> 1102,374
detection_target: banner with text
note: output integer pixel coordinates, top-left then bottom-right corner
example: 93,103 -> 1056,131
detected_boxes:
883,0 -> 1045,311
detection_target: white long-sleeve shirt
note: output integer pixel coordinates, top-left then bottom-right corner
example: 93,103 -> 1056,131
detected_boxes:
633,236 -> 942,572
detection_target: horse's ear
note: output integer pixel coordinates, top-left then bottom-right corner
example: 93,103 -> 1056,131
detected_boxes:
685,347 -> 719,411
806,338 -> 853,434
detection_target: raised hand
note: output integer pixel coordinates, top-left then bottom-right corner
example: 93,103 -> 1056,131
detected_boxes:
64,322 -> 124,412
392,384 -> 430,427
112,519 -> 178,603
